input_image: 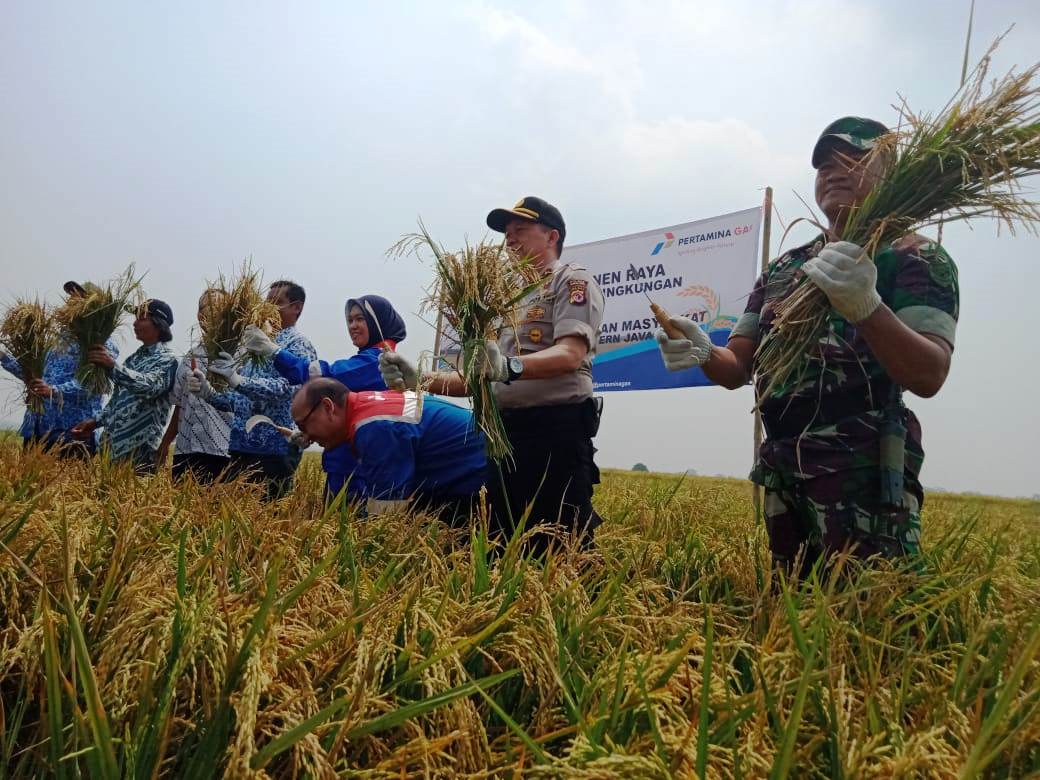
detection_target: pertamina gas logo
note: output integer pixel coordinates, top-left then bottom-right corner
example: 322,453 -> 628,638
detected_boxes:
650,232 -> 674,256
652,222 -> 755,256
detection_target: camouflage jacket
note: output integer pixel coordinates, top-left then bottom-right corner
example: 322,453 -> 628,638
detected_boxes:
731,235 -> 959,489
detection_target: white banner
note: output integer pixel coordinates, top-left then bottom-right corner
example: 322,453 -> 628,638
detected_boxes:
564,206 -> 763,391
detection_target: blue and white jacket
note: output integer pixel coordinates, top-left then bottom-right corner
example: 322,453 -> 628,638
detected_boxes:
96,342 -> 177,459
212,325 -> 317,456
1,338 -> 118,440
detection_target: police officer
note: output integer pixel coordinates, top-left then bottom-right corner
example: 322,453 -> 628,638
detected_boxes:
380,196 -> 605,552
655,117 -> 959,576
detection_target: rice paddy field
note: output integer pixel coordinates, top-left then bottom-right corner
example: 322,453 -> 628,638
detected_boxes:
0,440 -> 1038,778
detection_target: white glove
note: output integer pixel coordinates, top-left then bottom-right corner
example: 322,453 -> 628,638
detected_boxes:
241,325 -> 279,359
655,316 -> 713,371
187,367 -> 214,399
468,340 -> 508,382
802,241 -> 881,324
209,351 -> 244,388
289,429 -> 311,449
367,497 -> 409,516
379,351 -> 418,391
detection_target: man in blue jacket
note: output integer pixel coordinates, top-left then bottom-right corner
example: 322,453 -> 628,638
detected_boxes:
290,378 -> 485,524
241,294 -> 406,501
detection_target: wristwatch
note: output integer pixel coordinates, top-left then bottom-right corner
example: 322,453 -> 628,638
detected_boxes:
505,356 -> 524,384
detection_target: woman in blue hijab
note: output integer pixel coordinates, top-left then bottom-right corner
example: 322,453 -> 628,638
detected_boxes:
241,294 -> 407,499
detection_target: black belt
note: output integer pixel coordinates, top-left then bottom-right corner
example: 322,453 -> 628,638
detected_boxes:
500,398 -> 600,437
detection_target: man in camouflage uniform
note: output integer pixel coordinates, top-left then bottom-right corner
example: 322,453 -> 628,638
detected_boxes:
655,117 -> 959,576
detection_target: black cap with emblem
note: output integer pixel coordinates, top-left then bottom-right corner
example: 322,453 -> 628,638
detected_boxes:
486,196 -> 566,245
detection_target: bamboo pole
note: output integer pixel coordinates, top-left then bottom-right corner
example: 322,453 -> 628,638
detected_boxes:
752,187 -> 773,519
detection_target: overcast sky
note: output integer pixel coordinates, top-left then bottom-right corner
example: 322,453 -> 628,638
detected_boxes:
2,1 -> 1038,497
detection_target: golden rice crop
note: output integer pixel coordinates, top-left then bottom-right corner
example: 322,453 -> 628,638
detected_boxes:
53,265 -> 142,395
197,260 -> 281,389
757,39 -> 1040,398
391,223 -> 547,460
0,299 -> 58,415
0,440 -> 1037,777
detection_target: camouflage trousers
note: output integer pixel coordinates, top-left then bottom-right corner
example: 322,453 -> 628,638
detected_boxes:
762,468 -> 922,577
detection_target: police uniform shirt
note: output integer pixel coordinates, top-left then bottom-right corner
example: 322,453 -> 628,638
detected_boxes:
495,261 -> 605,409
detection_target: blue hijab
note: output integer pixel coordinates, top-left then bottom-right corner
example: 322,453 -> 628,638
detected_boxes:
345,295 -> 407,349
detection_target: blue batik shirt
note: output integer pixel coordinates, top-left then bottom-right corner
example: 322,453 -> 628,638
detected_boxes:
96,341 -> 178,460
1,338 -> 119,440
214,325 -> 317,456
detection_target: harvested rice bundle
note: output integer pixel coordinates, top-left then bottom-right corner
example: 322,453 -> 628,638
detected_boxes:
391,224 -> 546,460
757,41 -> 1040,399
197,261 -> 281,389
0,299 -> 58,414
53,266 -> 141,395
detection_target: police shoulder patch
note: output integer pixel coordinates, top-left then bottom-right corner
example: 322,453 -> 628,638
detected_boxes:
567,279 -> 588,305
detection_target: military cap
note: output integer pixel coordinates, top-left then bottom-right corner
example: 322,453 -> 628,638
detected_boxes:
812,116 -> 890,168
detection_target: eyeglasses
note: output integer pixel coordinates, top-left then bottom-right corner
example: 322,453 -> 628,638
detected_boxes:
294,396 -> 325,431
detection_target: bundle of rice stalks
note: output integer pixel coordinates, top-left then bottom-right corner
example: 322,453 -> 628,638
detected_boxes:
197,261 -> 281,389
53,265 -> 141,395
0,299 -> 58,415
391,224 -> 546,460
757,40 -> 1040,399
